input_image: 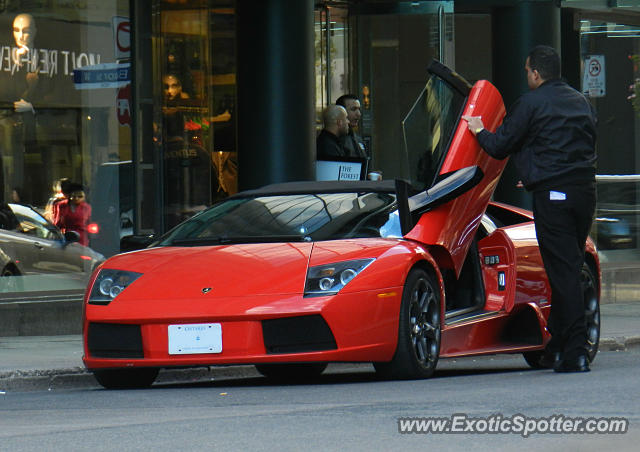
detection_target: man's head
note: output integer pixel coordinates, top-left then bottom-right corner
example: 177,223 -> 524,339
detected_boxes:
336,94 -> 361,129
322,104 -> 349,137
163,74 -> 184,100
525,45 -> 560,90
13,13 -> 36,50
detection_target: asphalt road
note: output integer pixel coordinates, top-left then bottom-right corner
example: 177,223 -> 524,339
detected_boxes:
1,351 -> 638,452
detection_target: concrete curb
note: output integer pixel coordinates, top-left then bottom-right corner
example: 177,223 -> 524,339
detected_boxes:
0,365 -> 261,392
1,336 -> 638,392
599,336 -> 640,352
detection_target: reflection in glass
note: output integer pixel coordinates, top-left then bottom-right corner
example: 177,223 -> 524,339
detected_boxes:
402,74 -> 465,190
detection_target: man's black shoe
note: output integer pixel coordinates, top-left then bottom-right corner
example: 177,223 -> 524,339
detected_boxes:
554,355 -> 590,373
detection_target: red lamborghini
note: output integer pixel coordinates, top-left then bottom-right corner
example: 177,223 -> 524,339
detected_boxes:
82,61 -> 600,388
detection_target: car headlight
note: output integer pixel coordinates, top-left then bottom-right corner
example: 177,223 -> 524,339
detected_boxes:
304,258 -> 374,297
88,269 -> 142,305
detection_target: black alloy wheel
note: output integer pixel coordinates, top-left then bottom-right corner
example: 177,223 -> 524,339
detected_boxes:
582,263 -> 600,363
374,268 -> 441,379
523,263 -> 600,368
92,368 -> 159,389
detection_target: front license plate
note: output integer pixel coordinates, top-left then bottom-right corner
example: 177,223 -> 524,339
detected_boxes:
168,323 -> 222,355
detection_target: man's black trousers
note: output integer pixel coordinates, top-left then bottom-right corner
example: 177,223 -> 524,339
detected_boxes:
532,182 -> 596,360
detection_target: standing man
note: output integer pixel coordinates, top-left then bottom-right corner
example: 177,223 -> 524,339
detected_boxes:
336,94 -> 368,161
463,45 -> 597,373
316,104 -> 349,160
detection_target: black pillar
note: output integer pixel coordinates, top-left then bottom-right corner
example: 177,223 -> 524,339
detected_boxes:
492,0 -> 561,209
236,0 -> 315,191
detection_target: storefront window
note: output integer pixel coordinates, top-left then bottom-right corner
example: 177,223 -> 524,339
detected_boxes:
315,6 -> 350,127
0,2 -> 131,298
152,2 -> 237,231
580,18 -> 640,301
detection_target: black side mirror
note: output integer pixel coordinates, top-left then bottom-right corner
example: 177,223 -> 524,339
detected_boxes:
120,234 -> 155,252
64,230 -> 80,243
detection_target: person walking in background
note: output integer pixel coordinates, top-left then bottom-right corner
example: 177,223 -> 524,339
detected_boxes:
463,45 -> 597,373
44,177 -> 69,222
53,182 -> 92,246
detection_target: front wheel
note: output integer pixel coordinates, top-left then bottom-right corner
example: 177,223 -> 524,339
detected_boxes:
374,268 -> 441,379
92,368 -> 159,389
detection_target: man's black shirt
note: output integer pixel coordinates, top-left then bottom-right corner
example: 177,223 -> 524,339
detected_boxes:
316,129 -> 346,160
477,79 -> 597,191
340,129 -> 368,160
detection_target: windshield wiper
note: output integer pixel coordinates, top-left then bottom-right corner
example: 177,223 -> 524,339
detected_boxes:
169,235 -> 312,246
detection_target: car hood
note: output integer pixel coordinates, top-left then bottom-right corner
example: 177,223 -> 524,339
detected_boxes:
101,239 -> 401,299
105,243 -> 315,298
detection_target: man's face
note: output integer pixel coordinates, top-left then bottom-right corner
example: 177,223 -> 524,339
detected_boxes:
337,108 -> 349,137
525,57 -> 541,90
343,98 -> 362,128
13,14 -> 36,49
163,75 -> 183,100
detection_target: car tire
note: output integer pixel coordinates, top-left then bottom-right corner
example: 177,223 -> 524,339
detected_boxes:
254,363 -> 328,381
522,350 -> 550,369
582,263 -> 600,363
374,268 -> 441,379
1,265 -> 19,276
92,368 -> 159,389
1,265 -> 22,292
523,263 -> 600,368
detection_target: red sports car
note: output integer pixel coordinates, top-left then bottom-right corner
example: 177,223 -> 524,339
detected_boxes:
82,62 -> 600,388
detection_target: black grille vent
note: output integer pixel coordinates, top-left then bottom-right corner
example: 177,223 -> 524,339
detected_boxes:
262,315 -> 337,354
87,323 -> 144,358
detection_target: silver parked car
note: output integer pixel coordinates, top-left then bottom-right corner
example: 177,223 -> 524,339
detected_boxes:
0,203 -> 104,276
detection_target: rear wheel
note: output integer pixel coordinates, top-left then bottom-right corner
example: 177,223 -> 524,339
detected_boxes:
255,363 -> 328,381
1,265 -> 18,276
92,368 -> 159,389
374,268 -> 441,379
522,350 -> 550,369
1,265 -> 22,292
523,263 -> 600,368
582,263 -> 600,363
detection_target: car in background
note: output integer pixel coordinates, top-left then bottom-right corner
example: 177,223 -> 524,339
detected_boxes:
82,61 -> 600,389
0,203 -> 104,277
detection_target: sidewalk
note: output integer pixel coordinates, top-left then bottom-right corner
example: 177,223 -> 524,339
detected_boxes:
1,303 -> 639,392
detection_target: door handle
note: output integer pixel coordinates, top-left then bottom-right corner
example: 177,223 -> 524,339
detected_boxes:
33,242 -> 44,250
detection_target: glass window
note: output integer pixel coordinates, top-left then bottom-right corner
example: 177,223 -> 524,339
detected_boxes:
157,191 -> 398,245
579,18 -> 640,302
315,6 -> 350,127
153,2 -> 238,231
402,73 -> 466,190
0,2 -> 130,297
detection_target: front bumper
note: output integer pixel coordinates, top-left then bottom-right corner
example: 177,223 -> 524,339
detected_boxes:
82,288 -> 403,370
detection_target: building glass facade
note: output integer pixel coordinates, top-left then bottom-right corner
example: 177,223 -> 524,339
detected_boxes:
0,1 -> 131,298
1,0 -> 640,307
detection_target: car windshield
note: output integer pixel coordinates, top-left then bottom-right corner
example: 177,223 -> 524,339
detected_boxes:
402,71 -> 467,191
157,191 -> 402,246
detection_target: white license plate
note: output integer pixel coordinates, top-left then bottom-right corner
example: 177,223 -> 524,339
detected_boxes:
168,323 -> 222,355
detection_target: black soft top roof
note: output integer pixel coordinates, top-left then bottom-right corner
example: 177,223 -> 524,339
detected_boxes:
231,180 -> 400,198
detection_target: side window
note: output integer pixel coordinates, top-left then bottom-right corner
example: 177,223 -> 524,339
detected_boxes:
0,205 -> 21,231
9,205 -> 61,240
